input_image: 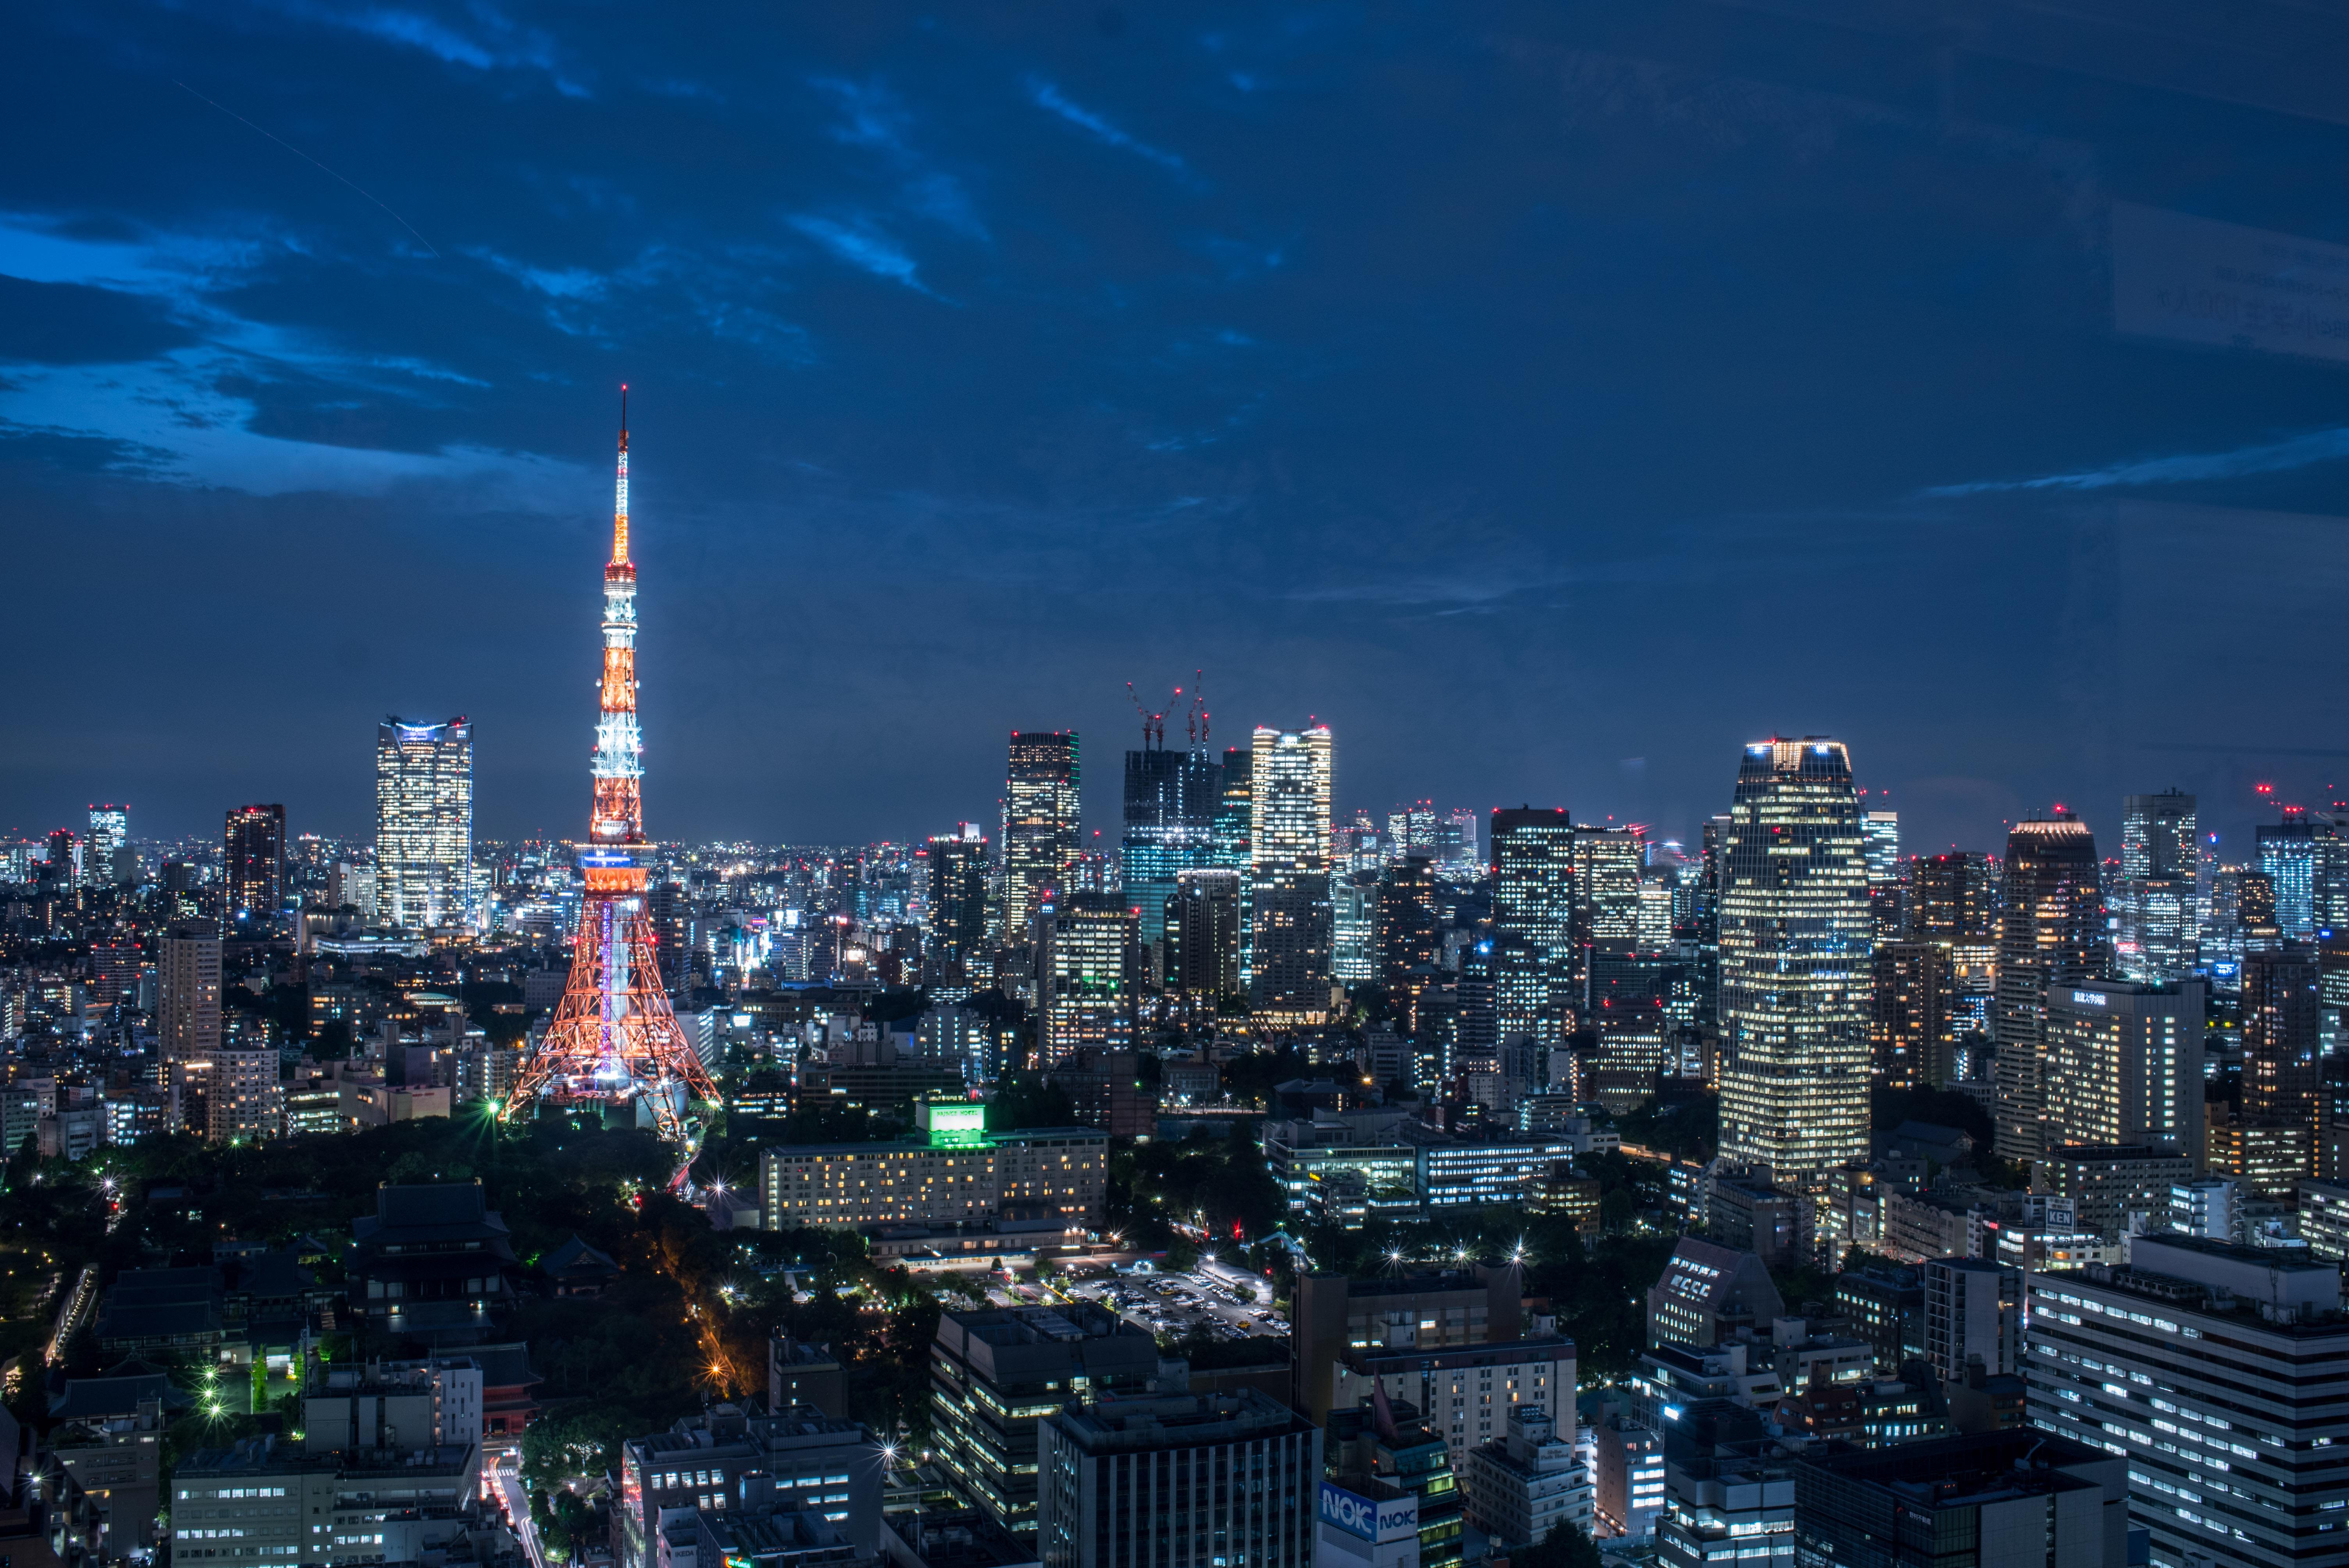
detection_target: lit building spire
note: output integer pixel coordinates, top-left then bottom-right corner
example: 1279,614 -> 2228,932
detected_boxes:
613,383 -> 630,565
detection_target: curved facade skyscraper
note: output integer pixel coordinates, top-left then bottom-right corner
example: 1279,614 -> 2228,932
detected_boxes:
1716,738 -> 1873,1187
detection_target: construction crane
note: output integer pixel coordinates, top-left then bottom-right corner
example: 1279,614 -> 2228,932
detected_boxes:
1126,681 -> 1168,749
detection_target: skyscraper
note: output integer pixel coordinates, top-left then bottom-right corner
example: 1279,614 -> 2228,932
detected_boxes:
926,826 -> 992,977
160,916 -> 222,1074
1038,891 -> 1135,1059
1716,738 -> 1873,1186
85,804 -> 128,886
1003,732 -> 1080,943
1861,809 -> 1901,938
1376,851 -> 1440,986
1164,868 -> 1242,1003
223,804 -> 286,921
376,716 -> 473,930
1248,725 -> 1333,1020
1119,737 -> 1219,951
1212,747 -> 1253,979
2256,811 -> 2327,944
1573,825 -> 1644,952
1491,807 -> 1576,1046
2117,791 -> 2199,983
1992,813 -> 2104,1165
2242,947 -> 2320,1180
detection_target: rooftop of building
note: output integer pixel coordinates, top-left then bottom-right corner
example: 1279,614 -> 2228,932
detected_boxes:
2082,1232 -> 2345,1326
1797,1428 -> 2110,1506
1306,1265 -> 1517,1300
762,1127 -> 1107,1158
48,1360 -> 192,1421
1045,1388 -> 1314,1453
1340,1335 -> 1574,1373
626,1403 -> 866,1462
2039,1144 -> 2195,1166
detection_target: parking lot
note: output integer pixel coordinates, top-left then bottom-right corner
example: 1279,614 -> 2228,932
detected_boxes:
1064,1260 -> 1290,1344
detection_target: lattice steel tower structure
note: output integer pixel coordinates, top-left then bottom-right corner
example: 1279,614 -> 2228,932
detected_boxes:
504,392 -> 717,1181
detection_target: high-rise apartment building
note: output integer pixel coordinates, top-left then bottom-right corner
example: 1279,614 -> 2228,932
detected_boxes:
1038,892 -> 1134,1060
1992,813 -> 2103,1165
223,803 -> 286,921
85,804 -> 129,886
1376,852 -> 1439,986
1861,808 -> 1901,938
160,918 -> 222,1069
1004,732 -> 1081,944
376,716 -> 473,930
1120,741 -> 1220,950
1491,807 -> 1576,1047
2242,947 -> 2320,1182
2042,978 -> 2205,1156
1716,738 -> 1872,1186
1212,747 -> 1253,978
1869,940 -> 1944,1092
926,826 -> 992,973
1907,852 -> 1998,945
1248,727 -> 1333,1021
1164,869 -> 1242,1001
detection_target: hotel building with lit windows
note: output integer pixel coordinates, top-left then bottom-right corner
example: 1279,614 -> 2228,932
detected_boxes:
758,1102 -> 1106,1231
2042,978 -> 2206,1156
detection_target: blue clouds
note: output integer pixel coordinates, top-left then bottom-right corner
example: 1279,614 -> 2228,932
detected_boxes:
1027,78 -> 1192,177
786,215 -> 935,297
1923,426 -> 2349,497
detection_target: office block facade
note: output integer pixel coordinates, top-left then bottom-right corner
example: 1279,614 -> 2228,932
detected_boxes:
1005,732 -> 1082,944
1036,1391 -> 1317,1568
1717,739 -> 1872,1186
375,716 -> 473,930
1249,727 -> 1334,1020
2024,1236 -> 2349,1568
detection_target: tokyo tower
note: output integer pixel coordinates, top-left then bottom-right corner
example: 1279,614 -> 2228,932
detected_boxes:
503,390 -> 717,1185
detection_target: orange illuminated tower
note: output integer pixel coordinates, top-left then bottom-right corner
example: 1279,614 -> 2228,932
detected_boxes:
504,392 -> 717,1182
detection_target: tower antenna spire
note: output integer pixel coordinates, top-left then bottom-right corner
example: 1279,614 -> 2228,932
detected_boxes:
613,383 -> 631,565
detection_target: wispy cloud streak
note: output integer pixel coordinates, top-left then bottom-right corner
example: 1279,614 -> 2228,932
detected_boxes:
1027,78 -> 1188,175
1922,426 -> 2349,497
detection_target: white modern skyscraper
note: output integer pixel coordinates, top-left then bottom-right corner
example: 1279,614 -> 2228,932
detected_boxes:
1248,725 -> 1333,1020
375,716 -> 474,930
85,804 -> 128,886
1716,738 -> 1872,1187
2118,791 -> 2199,982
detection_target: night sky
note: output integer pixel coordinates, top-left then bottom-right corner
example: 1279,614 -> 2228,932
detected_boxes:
9,2 -> 2349,858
